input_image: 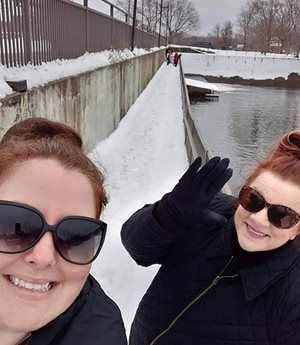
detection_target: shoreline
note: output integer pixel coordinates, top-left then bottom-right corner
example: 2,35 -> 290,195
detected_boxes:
185,72 -> 300,88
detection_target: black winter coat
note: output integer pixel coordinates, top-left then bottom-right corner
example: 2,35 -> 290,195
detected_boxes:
26,275 -> 127,345
121,194 -> 300,345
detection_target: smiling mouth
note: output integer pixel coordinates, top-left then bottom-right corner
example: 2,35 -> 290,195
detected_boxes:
247,225 -> 268,238
8,276 -> 52,292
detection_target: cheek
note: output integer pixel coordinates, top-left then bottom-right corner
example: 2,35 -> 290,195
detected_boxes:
0,253 -> 22,271
234,206 -> 248,228
61,263 -> 91,285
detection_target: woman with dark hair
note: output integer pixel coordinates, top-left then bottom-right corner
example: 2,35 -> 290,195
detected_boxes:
122,130 -> 300,345
0,118 -> 127,345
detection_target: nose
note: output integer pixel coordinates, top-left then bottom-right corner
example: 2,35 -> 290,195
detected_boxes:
23,232 -> 57,268
249,206 -> 270,226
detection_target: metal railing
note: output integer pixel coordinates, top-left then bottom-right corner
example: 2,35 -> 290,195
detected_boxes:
179,61 -> 213,164
179,61 -> 232,195
0,0 -> 163,67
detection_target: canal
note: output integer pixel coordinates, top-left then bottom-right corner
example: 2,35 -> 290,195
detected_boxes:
189,84 -> 300,195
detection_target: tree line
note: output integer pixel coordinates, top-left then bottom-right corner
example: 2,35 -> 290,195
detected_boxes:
117,0 -> 199,43
236,0 -> 300,54
117,0 -> 300,55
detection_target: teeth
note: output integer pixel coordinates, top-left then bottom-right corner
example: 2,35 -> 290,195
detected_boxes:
249,226 -> 266,237
9,276 -> 51,292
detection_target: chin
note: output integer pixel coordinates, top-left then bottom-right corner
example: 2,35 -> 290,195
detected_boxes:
236,232 -> 259,252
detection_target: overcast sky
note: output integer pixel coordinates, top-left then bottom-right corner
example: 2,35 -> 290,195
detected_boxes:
190,0 -> 249,35
72,0 -> 250,37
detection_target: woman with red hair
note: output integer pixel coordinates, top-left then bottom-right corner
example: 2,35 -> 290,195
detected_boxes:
122,130 -> 300,345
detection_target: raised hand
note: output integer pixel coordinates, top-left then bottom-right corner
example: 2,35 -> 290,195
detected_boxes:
154,157 -> 233,234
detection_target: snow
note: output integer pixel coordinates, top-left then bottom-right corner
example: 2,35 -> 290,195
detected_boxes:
0,47 -> 160,99
180,47 -> 300,80
185,77 -> 220,92
1,46 -> 300,100
89,63 -> 188,333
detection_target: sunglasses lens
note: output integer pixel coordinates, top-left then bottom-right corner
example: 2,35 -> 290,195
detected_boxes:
0,204 -> 43,253
239,187 -> 299,229
239,187 -> 265,213
56,219 -> 106,264
268,205 -> 298,229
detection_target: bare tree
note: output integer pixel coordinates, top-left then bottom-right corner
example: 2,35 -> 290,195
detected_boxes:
211,23 -> 221,38
220,20 -> 234,48
285,0 -> 300,56
136,0 -> 157,32
237,1 -> 256,50
208,23 -> 222,48
117,0 -> 200,42
162,0 -> 200,43
251,0 -> 281,52
275,0 -> 299,53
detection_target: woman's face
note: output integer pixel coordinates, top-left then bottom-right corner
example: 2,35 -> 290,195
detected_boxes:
0,159 -> 97,335
234,170 -> 300,252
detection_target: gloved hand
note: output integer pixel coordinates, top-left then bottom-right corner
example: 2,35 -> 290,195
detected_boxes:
154,156 -> 233,236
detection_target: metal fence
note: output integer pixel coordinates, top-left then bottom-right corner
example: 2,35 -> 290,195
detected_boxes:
0,0 -> 163,67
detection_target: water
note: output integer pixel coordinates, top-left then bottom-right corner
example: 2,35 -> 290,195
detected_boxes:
189,84 -> 300,195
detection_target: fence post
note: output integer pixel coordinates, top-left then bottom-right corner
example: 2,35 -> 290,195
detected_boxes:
158,0 -> 163,47
23,0 -> 32,64
131,0 -> 137,51
84,0 -> 89,52
110,5 -> 114,49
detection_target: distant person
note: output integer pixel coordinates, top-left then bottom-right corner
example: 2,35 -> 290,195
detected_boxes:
173,52 -> 179,67
0,118 -> 127,345
122,130 -> 300,344
166,52 -> 171,66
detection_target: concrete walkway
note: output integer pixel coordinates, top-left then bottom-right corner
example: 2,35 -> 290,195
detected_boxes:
90,62 -> 188,332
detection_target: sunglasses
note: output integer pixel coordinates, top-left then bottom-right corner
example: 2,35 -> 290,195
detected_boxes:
0,200 -> 107,265
239,186 -> 300,229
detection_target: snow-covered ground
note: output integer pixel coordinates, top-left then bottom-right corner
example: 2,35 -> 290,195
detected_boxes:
177,45 -> 300,80
90,63 -> 188,333
1,46 -> 300,101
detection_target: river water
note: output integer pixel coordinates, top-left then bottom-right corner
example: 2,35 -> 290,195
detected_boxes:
189,84 -> 300,195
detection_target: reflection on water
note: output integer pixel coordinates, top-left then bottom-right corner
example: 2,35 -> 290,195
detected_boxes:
190,84 -> 300,195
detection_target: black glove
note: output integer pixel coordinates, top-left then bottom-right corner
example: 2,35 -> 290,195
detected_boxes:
154,156 -> 233,236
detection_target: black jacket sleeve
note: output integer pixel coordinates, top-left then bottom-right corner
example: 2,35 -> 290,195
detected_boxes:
121,193 -> 236,266
121,202 -> 180,266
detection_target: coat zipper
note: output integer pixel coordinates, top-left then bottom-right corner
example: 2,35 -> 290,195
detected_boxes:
149,256 -> 239,345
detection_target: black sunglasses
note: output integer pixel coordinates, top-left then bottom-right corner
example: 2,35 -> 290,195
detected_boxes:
0,200 -> 107,265
239,186 -> 300,229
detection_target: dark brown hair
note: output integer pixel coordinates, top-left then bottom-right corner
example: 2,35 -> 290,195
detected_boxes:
245,130 -> 300,186
0,117 -> 107,217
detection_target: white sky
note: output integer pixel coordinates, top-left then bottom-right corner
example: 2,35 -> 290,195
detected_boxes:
70,0 -> 249,36
189,0 -> 249,35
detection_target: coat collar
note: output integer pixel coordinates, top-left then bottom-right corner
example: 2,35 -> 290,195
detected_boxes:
206,218 -> 300,301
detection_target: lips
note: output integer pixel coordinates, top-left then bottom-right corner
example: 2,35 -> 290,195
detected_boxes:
247,224 -> 268,238
8,275 -> 52,292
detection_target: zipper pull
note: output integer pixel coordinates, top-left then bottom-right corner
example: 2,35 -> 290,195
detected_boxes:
212,276 -> 220,285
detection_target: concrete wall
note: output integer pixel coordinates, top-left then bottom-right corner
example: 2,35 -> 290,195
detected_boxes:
0,50 -> 165,150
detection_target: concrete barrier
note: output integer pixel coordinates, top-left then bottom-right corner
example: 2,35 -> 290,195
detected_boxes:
0,49 -> 165,151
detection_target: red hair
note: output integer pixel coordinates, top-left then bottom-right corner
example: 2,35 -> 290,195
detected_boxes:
0,118 -> 107,218
245,130 -> 300,186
